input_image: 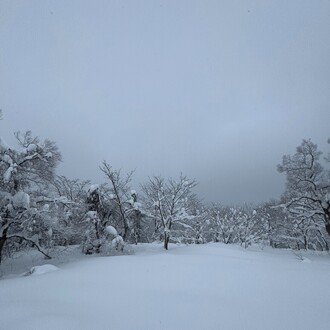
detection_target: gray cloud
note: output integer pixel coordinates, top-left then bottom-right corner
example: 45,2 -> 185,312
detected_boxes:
1,0 -> 329,203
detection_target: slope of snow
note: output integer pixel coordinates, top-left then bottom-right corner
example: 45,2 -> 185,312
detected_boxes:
0,243 -> 329,330
0,245 -> 86,278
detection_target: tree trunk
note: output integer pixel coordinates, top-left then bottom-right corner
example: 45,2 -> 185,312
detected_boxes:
324,207 -> 330,236
164,233 -> 169,250
326,224 -> 330,236
94,221 -> 101,254
303,235 -> 308,250
0,225 -> 9,264
0,235 -> 7,264
123,222 -> 129,241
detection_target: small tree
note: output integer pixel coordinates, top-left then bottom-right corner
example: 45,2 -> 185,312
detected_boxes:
208,205 -> 238,244
142,175 -> 197,250
51,176 -> 91,245
126,190 -> 147,244
82,184 -> 124,254
82,185 -> 105,254
100,161 -> 134,241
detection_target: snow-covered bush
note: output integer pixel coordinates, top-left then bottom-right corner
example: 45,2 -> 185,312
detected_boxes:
106,226 -> 124,251
82,184 -> 124,254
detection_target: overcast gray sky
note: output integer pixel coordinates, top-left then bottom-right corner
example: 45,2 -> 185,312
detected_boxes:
0,0 -> 329,204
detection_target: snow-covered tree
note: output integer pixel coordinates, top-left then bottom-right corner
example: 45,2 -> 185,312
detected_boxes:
271,196 -> 329,251
278,139 -> 330,237
142,175 -> 197,250
236,207 -> 266,248
82,185 -> 105,254
0,131 -> 61,262
82,184 -> 124,254
206,204 -> 268,248
100,161 -> 136,241
180,198 -> 208,244
208,205 -> 239,244
126,190 -> 147,244
50,176 -> 91,245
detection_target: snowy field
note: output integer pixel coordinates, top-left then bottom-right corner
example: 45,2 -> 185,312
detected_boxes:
1,243 -> 330,330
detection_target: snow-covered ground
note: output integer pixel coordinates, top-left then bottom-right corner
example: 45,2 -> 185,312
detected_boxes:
1,243 -> 329,330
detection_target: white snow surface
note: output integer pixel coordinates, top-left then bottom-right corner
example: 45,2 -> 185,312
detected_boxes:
0,243 -> 330,330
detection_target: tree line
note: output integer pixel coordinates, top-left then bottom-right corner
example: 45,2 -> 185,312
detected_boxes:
0,114 -> 329,263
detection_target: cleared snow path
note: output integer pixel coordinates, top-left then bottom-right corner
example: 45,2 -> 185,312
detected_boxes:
0,243 -> 329,330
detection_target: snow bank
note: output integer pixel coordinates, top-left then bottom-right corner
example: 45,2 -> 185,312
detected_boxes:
23,264 -> 59,276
